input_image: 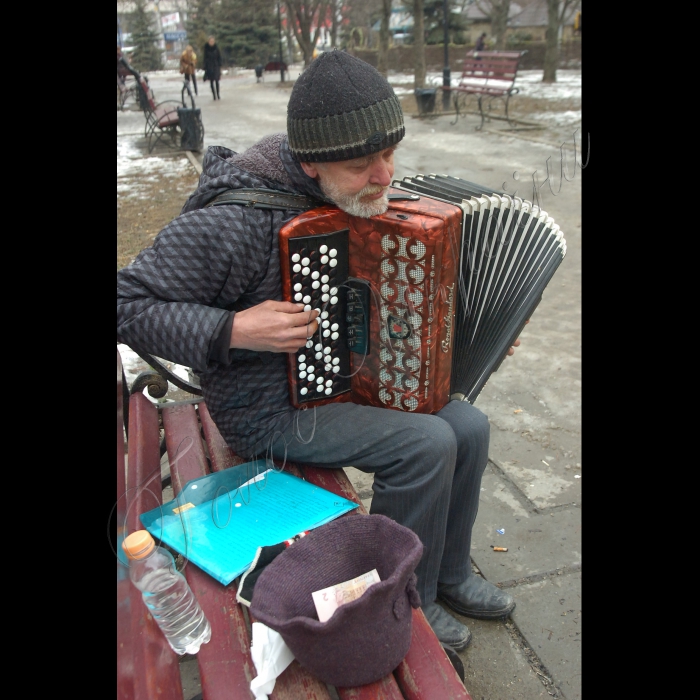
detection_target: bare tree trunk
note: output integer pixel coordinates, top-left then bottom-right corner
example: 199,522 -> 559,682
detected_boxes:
413,0 -> 426,88
286,0 -> 328,66
543,0 -> 560,82
329,0 -> 339,47
377,0 -> 391,76
490,0 -> 510,50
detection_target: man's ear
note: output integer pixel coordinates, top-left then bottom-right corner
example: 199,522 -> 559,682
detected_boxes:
299,162 -> 320,179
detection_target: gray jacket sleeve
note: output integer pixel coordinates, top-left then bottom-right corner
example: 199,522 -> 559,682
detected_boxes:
117,206 -> 272,371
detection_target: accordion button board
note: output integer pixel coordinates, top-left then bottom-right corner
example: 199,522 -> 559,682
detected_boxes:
279,195 -> 462,414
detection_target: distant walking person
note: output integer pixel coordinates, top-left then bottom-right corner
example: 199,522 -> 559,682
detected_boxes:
475,33 -> 487,53
180,45 -> 198,96
203,36 -> 222,100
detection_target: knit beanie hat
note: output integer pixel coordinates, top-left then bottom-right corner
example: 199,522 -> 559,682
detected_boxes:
250,514 -> 423,687
287,50 -> 405,163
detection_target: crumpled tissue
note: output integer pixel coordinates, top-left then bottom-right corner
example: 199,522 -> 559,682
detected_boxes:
250,621 -> 295,699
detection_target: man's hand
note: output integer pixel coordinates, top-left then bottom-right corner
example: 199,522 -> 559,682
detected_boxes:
506,320 -> 529,357
230,301 -> 320,353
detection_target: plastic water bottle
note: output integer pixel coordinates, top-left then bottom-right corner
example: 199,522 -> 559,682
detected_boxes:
122,530 -> 212,655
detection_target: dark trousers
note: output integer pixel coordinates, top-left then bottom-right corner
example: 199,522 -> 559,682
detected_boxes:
210,79 -> 220,99
259,400 -> 490,605
184,73 -> 198,95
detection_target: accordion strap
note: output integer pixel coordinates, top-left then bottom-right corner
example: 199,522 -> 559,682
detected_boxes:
205,188 -> 323,211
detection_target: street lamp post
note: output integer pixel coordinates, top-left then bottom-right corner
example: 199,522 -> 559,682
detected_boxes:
442,0 -> 451,110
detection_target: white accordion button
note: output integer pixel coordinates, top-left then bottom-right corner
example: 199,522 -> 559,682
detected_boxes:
315,343 -> 322,351
325,364 -> 332,371
321,311 -> 329,319
330,287 -> 338,295
305,340 -> 313,348
325,379 -> 333,387
298,354 -> 306,363
307,373 -> 315,381
298,371 -> 306,379
300,387 -> 308,395
316,385 -> 324,393
321,275 -> 329,283
322,320 -> 330,328
331,332 -> 339,340
324,387 -> 332,395
323,347 -> 331,355
329,259 -> 338,268
312,281 -> 320,290
291,253 -> 301,263
315,352 -> 323,360
332,357 -> 340,365
293,264 -> 301,273
329,249 -> 337,257
311,270 -> 320,280
320,245 -> 328,254
321,255 -> 329,264
317,376 -> 324,384
322,284 -> 330,293
304,304 -> 312,312
294,293 -> 302,301
332,365 -> 339,373
322,294 -> 330,302
301,257 -> 310,266
331,323 -> 339,331
330,296 -> 338,305
294,283 -> 302,292
323,330 -> 330,338
298,362 -> 306,371
301,266 -> 310,276
302,295 -> 311,304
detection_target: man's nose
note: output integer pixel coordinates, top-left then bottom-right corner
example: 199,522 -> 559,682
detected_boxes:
369,157 -> 393,187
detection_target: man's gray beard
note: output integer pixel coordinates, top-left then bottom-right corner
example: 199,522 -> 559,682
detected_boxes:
319,178 -> 389,218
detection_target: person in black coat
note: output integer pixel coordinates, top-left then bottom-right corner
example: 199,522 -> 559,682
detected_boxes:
203,36 -> 223,100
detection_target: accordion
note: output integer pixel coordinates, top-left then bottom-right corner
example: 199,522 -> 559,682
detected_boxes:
278,174 -> 566,414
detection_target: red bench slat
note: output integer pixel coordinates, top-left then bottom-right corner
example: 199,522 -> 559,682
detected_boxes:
162,403 -> 210,489
394,612 -> 471,700
199,402 -> 247,472
117,353 -> 135,700
184,567 -> 257,700
164,403 -> 259,699
125,392 -> 184,700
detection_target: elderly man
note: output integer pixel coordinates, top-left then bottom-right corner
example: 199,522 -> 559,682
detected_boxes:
117,50 -> 516,650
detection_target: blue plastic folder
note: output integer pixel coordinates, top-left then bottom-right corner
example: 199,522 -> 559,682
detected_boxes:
139,460 -> 359,586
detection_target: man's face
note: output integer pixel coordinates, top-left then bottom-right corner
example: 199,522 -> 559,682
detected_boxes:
300,146 -> 396,218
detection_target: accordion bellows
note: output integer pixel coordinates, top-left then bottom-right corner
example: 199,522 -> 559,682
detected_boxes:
250,514 -> 423,687
279,175 -> 566,413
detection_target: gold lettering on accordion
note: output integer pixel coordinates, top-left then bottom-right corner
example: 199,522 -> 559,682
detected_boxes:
441,283 -> 455,353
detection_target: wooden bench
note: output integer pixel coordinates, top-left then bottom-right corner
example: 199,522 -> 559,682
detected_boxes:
449,50 -> 526,130
125,69 -> 203,154
117,347 -> 472,700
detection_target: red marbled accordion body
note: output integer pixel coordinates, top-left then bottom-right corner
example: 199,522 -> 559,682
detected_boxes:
279,188 -> 463,414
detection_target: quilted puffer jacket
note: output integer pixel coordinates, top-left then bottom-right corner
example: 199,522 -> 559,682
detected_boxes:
117,133 -> 331,457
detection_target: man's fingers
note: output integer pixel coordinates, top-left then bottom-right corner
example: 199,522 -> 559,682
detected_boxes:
288,307 -> 320,327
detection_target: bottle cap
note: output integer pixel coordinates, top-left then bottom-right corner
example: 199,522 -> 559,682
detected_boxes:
122,530 -> 155,560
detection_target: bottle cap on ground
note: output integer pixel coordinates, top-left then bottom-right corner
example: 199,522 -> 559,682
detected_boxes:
122,530 -> 155,560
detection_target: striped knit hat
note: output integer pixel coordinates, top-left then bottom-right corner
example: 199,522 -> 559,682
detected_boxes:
287,50 -> 405,163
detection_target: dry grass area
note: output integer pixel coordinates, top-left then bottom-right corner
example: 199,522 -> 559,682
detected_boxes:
117,162 -> 200,270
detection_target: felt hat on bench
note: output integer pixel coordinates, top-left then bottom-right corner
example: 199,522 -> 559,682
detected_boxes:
250,513 -> 423,688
